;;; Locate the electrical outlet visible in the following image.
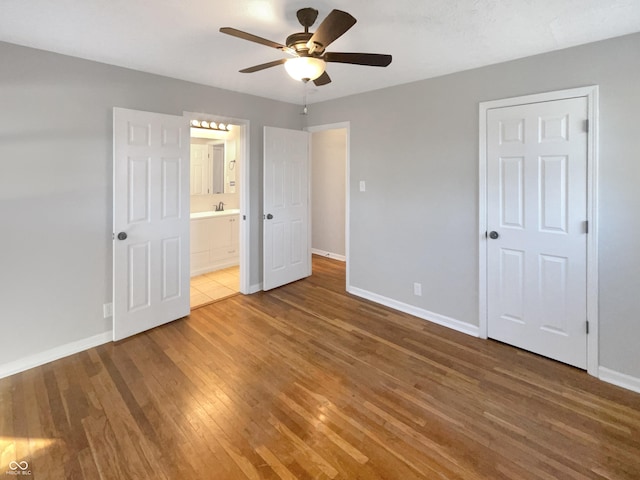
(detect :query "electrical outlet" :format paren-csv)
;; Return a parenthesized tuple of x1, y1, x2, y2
(413, 282, 422, 296)
(359, 180, 366, 192)
(103, 303, 113, 318)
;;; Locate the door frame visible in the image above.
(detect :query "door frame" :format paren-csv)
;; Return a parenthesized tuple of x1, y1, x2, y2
(478, 86, 599, 376)
(305, 122, 351, 289)
(184, 111, 251, 294)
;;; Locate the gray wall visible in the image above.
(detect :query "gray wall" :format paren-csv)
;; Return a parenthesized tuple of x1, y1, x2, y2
(0, 42, 301, 366)
(311, 129, 346, 257)
(306, 32, 640, 379)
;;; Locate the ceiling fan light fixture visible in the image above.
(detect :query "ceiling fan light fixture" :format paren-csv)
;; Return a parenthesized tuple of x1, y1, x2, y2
(284, 56, 326, 82)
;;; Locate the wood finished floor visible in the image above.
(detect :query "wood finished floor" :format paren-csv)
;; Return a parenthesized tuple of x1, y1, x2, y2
(1, 256, 639, 479)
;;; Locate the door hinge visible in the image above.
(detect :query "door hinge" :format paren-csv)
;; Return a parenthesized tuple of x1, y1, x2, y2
(584, 220, 589, 234)
(243, 215, 246, 220)
(586, 320, 590, 335)
(584, 119, 589, 132)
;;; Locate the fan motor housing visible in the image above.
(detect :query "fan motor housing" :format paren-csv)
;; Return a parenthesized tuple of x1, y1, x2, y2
(286, 32, 313, 54)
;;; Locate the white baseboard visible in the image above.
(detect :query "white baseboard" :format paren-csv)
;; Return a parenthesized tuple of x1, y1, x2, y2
(599, 367, 640, 394)
(249, 282, 263, 294)
(347, 286, 479, 337)
(0, 331, 112, 379)
(312, 249, 346, 262)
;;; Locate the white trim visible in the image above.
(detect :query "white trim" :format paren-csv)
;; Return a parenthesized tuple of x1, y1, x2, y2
(348, 287, 480, 337)
(599, 367, 640, 395)
(183, 111, 251, 295)
(312, 249, 346, 262)
(585, 88, 600, 376)
(305, 122, 351, 288)
(190, 260, 239, 277)
(0, 332, 112, 379)
(478, 86, 599, 375)
(249, 282, 263, 294)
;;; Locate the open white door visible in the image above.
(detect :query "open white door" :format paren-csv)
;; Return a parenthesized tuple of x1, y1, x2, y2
(263, 126, 311, 290)
(113, 108, 190, 341)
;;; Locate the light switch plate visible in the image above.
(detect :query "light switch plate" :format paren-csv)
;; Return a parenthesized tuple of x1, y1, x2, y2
(359, 180, 366, 192)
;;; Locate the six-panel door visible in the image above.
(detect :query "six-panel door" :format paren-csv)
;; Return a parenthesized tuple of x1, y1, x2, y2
(486, 97, 588, 368)
(113, 108, 190, 341)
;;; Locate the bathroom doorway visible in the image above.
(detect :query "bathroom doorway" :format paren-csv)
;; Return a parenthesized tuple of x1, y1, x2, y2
(185, 112, 248, 309)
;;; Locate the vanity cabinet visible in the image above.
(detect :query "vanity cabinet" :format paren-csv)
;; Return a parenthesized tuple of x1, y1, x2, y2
(190, 214, 239, 276)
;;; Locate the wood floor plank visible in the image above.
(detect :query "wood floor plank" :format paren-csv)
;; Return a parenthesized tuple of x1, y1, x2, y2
(1, 255, 639, 479)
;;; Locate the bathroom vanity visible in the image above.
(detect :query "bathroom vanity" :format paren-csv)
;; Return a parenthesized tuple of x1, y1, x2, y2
(190, 209, 240, 276)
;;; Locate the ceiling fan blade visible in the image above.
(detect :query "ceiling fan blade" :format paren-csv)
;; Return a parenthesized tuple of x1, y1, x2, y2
(239, 59, 287, 73)
(220, 27, 287, 51)
(325, 52, 392, 67)
(307, 9, 356, 54)
(313, 71, 332, 86)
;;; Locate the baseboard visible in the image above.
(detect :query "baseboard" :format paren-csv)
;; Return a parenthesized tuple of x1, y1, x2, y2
(312, 249, 346, 262)
(599, 367, 640, 394)
(191, 260, 240, 278)
(0, 331, 112, 379)
(347, 286, 480, 337)
(249, 282, 263, 294)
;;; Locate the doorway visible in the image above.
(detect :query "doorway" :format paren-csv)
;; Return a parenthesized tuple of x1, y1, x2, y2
(307, 122, 350, 286)
(478, 86, 599, 375)
(184, 112, 249, 308)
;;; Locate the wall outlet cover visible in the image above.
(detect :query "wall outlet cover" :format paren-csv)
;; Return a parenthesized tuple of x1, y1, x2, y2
(413, 283, 422, 296)
(103, 303, 113, 318)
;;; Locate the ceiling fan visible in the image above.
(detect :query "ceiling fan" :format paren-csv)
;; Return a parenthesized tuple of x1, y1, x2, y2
(220, 8, 392, 86)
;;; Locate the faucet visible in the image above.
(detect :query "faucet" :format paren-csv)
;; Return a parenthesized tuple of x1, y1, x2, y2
(215, 201, 225, 212)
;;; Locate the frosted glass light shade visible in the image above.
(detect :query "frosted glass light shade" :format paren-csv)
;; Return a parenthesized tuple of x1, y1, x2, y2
(284, 57, 326, 82)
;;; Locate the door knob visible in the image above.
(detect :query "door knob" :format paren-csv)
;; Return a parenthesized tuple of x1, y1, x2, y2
(117, 232, 128, 240)
(266, 213, 273, 220)
(489, 231, 499, 239)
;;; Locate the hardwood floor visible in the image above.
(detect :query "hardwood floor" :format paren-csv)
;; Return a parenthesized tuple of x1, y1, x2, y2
(1, 256, 639, 479)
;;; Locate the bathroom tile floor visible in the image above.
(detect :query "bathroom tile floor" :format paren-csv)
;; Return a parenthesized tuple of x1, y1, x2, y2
(190, 265, 239, 309)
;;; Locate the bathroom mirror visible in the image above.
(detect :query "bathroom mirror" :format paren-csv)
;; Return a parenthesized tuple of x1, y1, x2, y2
(210, 142, 225, 194)
(189, 135, 236, 195)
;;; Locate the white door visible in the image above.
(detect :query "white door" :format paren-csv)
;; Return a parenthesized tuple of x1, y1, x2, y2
(113, 108, 190, 341)
(487, 97, 588, 368)
(263, 126, 311, 290)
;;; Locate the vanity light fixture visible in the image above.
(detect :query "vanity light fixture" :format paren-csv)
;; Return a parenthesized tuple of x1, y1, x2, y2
(190, 119, 233, 132)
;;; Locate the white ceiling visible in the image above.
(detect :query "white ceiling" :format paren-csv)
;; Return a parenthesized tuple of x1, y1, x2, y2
(2, 0, 640, 105)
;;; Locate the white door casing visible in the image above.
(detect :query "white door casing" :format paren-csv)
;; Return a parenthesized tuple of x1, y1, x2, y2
(263, 126, 311, 290)
(113, 108, 190, 341)
(479, 87, 599, 374)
